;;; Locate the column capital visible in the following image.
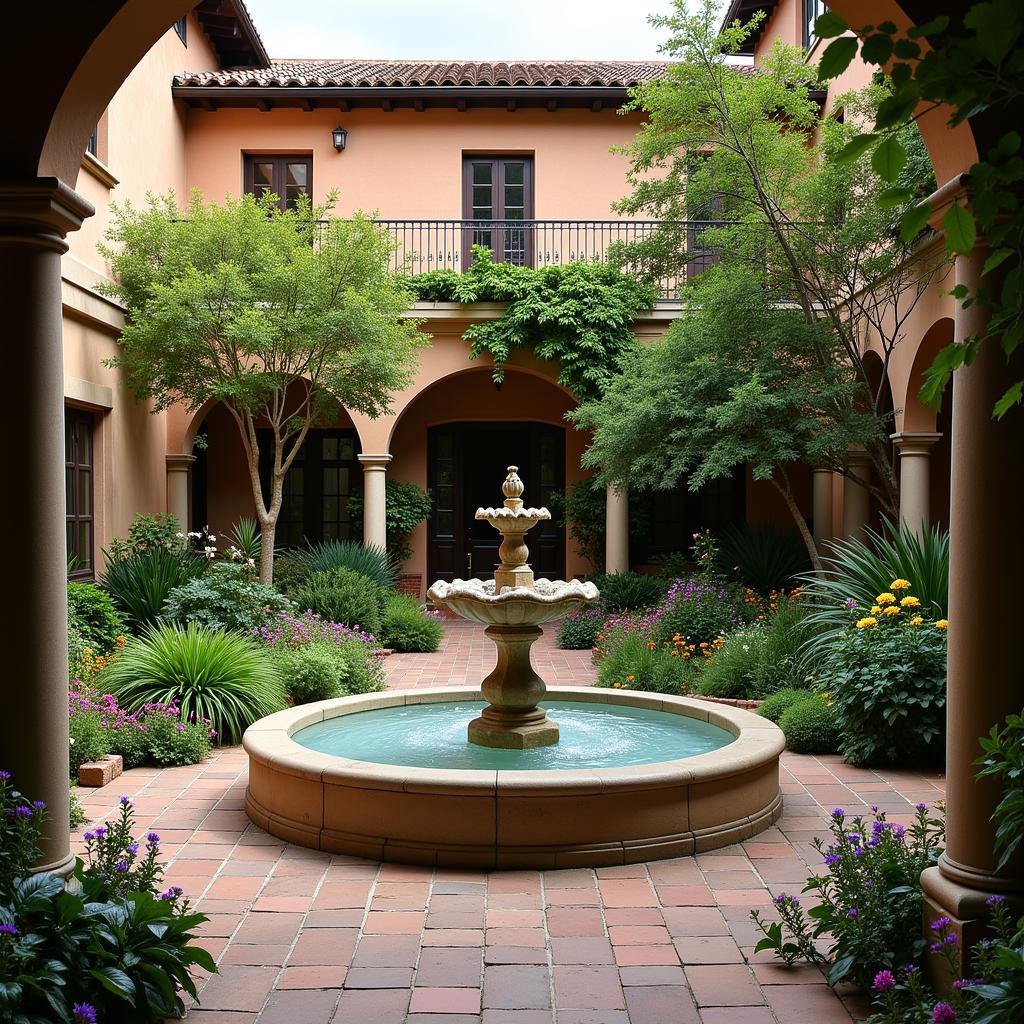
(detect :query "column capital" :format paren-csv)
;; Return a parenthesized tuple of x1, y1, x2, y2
(358, 453, 392, 469)
(811, 466, 833, 477)
(891, 431, 942, 455)
(0, 178, 94, 250)
(843, 445, 872, 467)
(165, 453, 196, 471)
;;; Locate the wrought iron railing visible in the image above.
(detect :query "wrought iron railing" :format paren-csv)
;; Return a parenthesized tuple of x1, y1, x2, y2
(319, 219, 726, 301)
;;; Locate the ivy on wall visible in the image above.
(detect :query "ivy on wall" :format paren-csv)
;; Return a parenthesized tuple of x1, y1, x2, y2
(408, 248, 658, 403)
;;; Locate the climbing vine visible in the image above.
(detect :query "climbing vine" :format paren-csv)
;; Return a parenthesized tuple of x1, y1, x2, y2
(408, 248, 658, 402)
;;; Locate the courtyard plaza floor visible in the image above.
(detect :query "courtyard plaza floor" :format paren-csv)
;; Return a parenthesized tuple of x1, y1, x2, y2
(74, 620, 945, 1024)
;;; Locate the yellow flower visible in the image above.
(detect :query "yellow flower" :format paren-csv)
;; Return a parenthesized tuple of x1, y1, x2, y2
(909, 615, 924, 626)
(856, 616, 878, 629)
(115, 636, 126, 647)
(626, 675, 635, 683)
(613, 681, 622, 688)
(871, 605, 882, 615)
(890, 579, 912, 590)
(935, 619, 949, 630)
(882, 605, 901, 616)
(876, 593, 896, 605)
(900, 595, 920, 608)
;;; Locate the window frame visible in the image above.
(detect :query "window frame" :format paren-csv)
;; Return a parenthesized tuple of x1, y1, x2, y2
(461, 155, 535, 268)
(243, 154, 314, 213)
(65, 406, 95, 580)
(803, 0, 826, 49)
(174, 16, 187, 45)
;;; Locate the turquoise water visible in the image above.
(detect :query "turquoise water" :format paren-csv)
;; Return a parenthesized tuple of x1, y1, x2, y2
(292, 700, 734, 770)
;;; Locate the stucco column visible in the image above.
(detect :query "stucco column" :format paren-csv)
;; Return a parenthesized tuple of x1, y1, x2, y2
(0, 179, 93, 874)
(891, 432, 942, 536)
(921, 245, 1024, 953)
(812, 468, 834, 551)
(358, 454, 392, 550)
(605, 484, 629, 574)
(165, 453, 195, 532)
(841, 448, 872, 544)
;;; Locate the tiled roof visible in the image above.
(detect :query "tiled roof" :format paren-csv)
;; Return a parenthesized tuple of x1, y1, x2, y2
(173, 59, 673, 89)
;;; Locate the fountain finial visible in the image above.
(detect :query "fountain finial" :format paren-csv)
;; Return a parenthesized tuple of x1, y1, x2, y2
(502, 466, 524, 511)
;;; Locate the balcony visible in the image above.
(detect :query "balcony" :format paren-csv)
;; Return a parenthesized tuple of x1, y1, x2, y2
(321, 219, 724, 302)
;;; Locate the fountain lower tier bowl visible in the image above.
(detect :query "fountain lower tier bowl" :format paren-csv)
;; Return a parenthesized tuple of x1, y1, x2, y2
(243, 688, 785, 869)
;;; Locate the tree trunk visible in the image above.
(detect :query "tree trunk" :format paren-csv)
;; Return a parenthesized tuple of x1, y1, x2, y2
(258, 524, 277, 587)
(769, 477, 823, 575)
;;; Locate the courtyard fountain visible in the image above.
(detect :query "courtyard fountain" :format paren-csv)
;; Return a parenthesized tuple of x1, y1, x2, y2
(244, 463, 785, 868)
(426, 466, 598, 749)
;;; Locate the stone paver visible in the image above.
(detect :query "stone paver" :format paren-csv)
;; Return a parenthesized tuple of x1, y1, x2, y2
(73, 620, 945, 1022)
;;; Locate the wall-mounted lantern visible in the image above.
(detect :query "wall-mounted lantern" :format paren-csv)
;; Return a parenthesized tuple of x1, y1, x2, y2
(331, 126, 349, 151)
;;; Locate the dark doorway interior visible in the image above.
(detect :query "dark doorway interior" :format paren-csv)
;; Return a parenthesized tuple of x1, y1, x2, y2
(428, 422, 564, 584)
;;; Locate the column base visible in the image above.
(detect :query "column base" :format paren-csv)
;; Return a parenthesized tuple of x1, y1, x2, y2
(30, 848, 76, 880)
(468, 712, 560, 749)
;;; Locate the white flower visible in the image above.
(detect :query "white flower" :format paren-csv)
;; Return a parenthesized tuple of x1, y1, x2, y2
(204, 546, 217, 559)
(208, 534, 217, 542)
(69, 737, 76, 746)
(247, 558, 255, 567)
(175, 532, 185, 539)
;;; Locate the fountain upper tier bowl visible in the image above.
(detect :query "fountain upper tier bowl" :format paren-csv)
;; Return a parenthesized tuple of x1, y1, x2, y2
(426, 577, 598, 627)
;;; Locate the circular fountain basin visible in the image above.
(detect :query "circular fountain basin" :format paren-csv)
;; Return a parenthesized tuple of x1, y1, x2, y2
(243, 687, 785, 869)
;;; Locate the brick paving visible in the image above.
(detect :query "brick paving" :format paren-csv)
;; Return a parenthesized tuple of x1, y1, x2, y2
(74, 620, 945, 1023)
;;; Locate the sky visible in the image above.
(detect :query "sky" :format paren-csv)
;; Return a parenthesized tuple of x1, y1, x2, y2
(243, 0, 682, 61)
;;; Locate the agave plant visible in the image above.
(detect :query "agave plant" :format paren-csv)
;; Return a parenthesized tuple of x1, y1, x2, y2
(100, 548, 206, 630)
(796, 518, 949, 668)
(225, 516, 262, 563)
(291, 538, 398, 590)
(101, 622, 285, 744)
(717, 523, 811, 593)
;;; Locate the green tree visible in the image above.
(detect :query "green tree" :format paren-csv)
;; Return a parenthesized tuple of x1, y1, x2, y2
(811, 5, 1024, 417)
(572, 268, 877, 571)
(611, 0, 948, 517)
(100, 191, 424, 583)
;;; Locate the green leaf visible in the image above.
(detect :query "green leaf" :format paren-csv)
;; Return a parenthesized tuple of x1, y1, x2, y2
(818, 37, 859, 80)
(872, 136, 907, 182)
(994, 379, 1024, 418)
(861, 33, 894, 66)
(875, 86, 921, 129)
(814, 12, 848, 38)
(90, 967, 136, 1002)
(907, 16, 949, 38)
(877, 186, 914, 208)
(892, 38, 921, 59)
(835, 133, 878, 164)
(943, 203, 977, 254)
(981, 247, 1013, 277)
(900, 202, 932, 242)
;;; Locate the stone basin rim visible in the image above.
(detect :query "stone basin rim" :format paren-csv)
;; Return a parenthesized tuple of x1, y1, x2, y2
(243, 686, 785, 788)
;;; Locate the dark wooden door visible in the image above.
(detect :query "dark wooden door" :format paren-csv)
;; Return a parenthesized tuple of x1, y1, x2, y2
(427, 422, 564, 585)
(462, 156, 534, 268)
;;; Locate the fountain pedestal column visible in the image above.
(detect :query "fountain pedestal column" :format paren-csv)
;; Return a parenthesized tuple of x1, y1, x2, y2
(468, 624, 560, 749)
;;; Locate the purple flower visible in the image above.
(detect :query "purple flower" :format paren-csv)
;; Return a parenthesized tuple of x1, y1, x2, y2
(873, 970, 895, 992)
(985, 894, 1006, 907)
(0, 923, 17, 938)
(32, 800, 45, 810)
(916, 802, 928, 812)
(931, 917, 952, 931)
(0, 770, 10, 781)
(14, 805, 31, 819)
(904, 965, 919, 975)
(159, 885, 184, 901)
(944, 933, 958, 946)
(831, 808, 845, 819)
(83, 830, 95, 841)
(846, 907, 859, 918)
(73, 1004, 98, 1024)
(146, 831, 160, 847)
(932, 1002, 957, 1024)
(119, 795, 131, 806)
(824, 854, 840, 865)
(844, 598, 857, 609)
(930, 942, 942, 953)
(127, 842, 139, 855)
(93, 826, 107, 839)
(115, 860, 129, 872)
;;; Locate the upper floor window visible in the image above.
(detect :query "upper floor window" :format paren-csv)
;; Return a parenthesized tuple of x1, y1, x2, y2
(243, 155, 313, 213)
(461, 155, 534, 266)
(65, 407, 95, 579)
(803, 0, 826, 49)
(174, 16, 187, 45)
(86, 128, 98, 158)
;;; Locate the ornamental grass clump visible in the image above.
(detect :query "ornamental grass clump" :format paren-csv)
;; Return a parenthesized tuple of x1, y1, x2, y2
(102, 623, 285, 745)
(751, 803, 945, 987)
(595, 632, 695, 695)
(378, 593, 444, 653)
(826, 579, 948, 766)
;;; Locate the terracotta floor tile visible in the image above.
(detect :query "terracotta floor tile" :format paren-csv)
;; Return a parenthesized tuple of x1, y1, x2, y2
(673, 936, 744, 964)
(363, 910, 426, 934)
(277, 965, 348, 989)
(416, 947, 484, 987)
(409, 987, 483, 1014)
(196, 964, 276, 1012)
(614, 944, 681, 967)
(685, 965, 764, 1007)
(552, 966, 626, 1010)
(549, 936, 614, 964)
(483, 965, 552, 1010)
(623, 985, 701, 1024)
(332, 987, 410, 1023)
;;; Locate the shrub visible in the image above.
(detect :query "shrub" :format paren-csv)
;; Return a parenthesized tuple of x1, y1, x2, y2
(697, 599, 811, 700)
(67, 581, 126, 653)
(797, 519, 949, 667)
(778, 696, 840, 754)
(349, 479, 432, 564)
(977, 709, 1024, 871)
(257, 609, 379, 650)
(272, 638, 386, 703)
(101, 623, 285, 745)
(757, 687, 812, 724)
(107, 512, 186, 558)
(290, 566, 385, 636)
(825, 584, 947, 766)
(652, 577, 748, 647)
(0, 777, 214, 1022)
(69, 785, 87, 830)
(718, 522, 811, 593)
(68, 707, 111, 776)
(291, 539, 397, 591)
(142, 706, 213, 766)
(751, 803, 944, 987)
(379, 593, 444, 653)
(101, 547, 207, 631)
(162, 561, 292, 633)
(592, 571, 664, 613)
(596, 632, 694, 695)
(556, 609, 603, 650)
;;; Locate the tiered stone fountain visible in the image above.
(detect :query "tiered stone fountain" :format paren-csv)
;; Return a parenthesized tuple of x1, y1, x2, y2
(427, 467, 599, 748)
